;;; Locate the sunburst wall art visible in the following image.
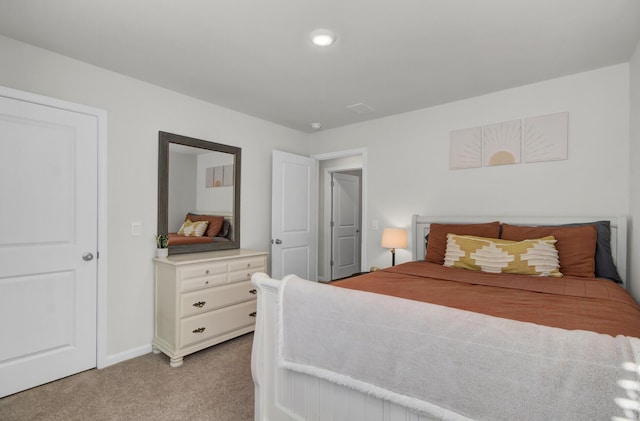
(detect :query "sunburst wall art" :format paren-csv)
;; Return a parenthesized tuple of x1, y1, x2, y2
(483, 119, 521, 167)
(205, 164, 234, 188)
(449, 127, 482, 169)
(449, 112, 568, 170)
(524, 112, 568, 163)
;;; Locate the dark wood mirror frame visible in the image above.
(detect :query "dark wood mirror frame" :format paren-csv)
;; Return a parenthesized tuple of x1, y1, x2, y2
(158, 131, 241, 255)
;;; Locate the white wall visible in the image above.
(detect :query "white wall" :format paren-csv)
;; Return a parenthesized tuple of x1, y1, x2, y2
(630, 40, 640, 300)
(309, 64, 632, 290)
(0, 35, 308, 361)
(317, 156, 364, 280)
(168, 151, 197, 232)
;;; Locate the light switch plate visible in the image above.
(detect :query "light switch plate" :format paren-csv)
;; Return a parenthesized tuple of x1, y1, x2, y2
(131, 222, 142, 236)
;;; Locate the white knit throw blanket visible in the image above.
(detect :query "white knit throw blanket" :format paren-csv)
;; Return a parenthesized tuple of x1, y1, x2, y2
(278, 275, 640, 421)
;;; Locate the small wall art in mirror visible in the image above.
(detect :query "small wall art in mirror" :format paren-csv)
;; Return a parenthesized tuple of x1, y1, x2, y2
(158, 131, 241, 255)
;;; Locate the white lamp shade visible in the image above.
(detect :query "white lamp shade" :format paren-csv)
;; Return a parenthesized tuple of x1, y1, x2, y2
(381, 228, 407, 249)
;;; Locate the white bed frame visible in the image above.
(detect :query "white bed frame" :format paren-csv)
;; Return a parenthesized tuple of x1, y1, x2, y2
(251, 215, 628, 421)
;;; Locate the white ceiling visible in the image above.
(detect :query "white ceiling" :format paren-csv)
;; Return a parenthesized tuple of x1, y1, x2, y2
(1, 0, 639, 133)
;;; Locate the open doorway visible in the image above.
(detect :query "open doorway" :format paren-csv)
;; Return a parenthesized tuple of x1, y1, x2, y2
(314, 151, 366, 282)
(328, 170, 362, 280)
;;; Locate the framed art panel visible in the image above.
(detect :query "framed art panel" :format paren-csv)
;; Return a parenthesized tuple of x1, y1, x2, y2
(524, 112, 568, 163)
(449, 127, 482, 170)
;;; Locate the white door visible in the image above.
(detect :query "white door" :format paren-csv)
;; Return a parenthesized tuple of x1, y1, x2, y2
(331, 173, 360, 280)
(0, 93, 98, 397)
(271, 150, 317, 280)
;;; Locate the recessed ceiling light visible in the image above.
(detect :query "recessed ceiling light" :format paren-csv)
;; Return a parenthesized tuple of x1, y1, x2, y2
(310, 29, 336, 47)
(310, 122, 322, 130)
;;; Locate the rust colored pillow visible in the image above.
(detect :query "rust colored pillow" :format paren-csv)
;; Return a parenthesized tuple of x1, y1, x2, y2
(425, 221, 500, 264)
(501, 223, 597, 278)
(186, 213, 224, 237)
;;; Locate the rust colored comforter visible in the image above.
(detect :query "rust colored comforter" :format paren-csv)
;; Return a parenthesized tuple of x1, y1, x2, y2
(168, 233, 213, 245)
(334, 261, 640, 338)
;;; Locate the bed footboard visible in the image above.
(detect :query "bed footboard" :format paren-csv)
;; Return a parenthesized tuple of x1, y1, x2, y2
(250, 272, 438, 421)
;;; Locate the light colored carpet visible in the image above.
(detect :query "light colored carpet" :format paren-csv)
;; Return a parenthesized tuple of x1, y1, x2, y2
(0, 333, 254, 421)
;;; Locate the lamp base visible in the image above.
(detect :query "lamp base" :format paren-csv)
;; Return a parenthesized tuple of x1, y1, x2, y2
(391, 248, 396, 266)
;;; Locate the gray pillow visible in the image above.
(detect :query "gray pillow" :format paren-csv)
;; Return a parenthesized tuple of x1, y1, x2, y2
(217, 220, 231, 238)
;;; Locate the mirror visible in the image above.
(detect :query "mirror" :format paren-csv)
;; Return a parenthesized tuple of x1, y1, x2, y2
(158, 131, 241, 254)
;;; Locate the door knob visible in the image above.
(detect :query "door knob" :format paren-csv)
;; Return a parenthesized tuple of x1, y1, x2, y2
(82, 252, 94, 261)
(274, 239, 283, 245)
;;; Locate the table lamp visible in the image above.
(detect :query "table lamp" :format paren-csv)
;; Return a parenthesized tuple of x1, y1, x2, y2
(381, 228, 407, 266)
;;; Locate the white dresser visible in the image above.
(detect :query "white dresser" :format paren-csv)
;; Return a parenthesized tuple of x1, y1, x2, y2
(153, 249, 268, 367)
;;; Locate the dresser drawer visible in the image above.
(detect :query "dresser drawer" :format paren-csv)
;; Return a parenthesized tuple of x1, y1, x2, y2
(228, 256, 266, 272)
(181, 274, 227, 292)
(179, 262, 228, 292)
(229, 267, 263, 283)
(180, 300, 257, 348)
(180, 262, 227, 281)
(180, 280, 257, 318)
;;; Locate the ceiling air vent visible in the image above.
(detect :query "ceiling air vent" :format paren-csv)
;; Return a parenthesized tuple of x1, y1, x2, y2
(346, 102, 376, 115)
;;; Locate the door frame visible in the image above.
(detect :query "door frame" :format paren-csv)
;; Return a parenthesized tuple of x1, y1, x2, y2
(312, 148, 367, 281)
(0, 85, 109, 369)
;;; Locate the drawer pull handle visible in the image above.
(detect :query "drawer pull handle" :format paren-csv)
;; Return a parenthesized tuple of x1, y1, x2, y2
(249, 289, 257, 295)
(193, 301, 206, 308)
(192, 327, 206, 333)
(247, 273, 251, 279)
(247, 263, 250, 268)
(205, 270, 210, 274)
(249, 312, 257, 318)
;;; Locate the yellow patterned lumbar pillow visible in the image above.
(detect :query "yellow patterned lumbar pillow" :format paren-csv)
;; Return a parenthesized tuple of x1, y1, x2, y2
(177, 219, 209, 237)
(444, 233, 562, 277)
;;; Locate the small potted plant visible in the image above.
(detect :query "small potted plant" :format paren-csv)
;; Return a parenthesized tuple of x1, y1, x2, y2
(155, 234, 169, 258)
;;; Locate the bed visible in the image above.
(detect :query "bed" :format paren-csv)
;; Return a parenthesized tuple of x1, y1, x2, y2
(251, 215, 640, 421)
(167, 212, 233, 246)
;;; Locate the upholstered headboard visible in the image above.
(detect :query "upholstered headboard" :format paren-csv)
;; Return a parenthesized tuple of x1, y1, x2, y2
(411, 215, 628, 289)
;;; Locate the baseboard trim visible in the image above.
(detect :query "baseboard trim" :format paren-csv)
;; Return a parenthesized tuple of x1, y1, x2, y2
(102, 344, 152, 368)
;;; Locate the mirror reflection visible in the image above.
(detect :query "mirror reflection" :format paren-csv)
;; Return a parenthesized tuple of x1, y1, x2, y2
(158, 132, 241, 254)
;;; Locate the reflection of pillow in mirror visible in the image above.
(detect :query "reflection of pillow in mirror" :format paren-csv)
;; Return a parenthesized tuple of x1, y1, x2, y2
(186, 213, 224, 237)
(218, 220, 230, 238)
(178, 219, 209, 237)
